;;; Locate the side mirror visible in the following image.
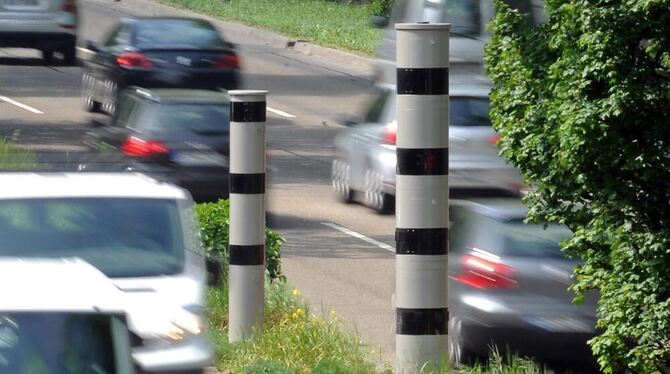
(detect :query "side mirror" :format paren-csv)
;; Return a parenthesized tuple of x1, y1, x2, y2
(86, 40, 99, 53)
(370, 15, 389, 28)
(205, 253, 223, 287)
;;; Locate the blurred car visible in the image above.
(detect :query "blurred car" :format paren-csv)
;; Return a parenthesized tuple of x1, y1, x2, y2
(332, 79, 523, 213)
(0, 172, 215, 373)
(0, 0, 79, 65)
(0, 258, 135, 373)
(81, 17, 241, 114)
(448, 199, 598, 367)
(84, 87, 230, 201)
(373, 0, 544, 84)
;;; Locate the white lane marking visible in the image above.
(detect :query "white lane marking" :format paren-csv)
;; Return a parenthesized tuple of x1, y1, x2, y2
(0, 96, 43, 114)
(267, 106, 296, 118)
(76, 47, 95, 55)
(322, 222, 395, 253)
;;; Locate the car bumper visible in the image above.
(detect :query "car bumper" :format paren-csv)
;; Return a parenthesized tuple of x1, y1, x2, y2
(119, 68, 241, 91)
(0, 31, 75, 49)
(454, 295, 597, 363)
(129, 162, 229, 201)
(133, 336, 213, 373)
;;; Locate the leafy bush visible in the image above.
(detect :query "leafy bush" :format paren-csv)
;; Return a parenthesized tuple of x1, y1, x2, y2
(368, 0, 394, 17)
(485, 1, 670, 372)
(196, 199, 285, 282)
(0, 139, 37, 169)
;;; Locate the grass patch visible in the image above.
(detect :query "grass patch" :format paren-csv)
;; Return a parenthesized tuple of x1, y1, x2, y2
(207, 282, 384, 373)
(157, 0, 383, 55)
(0, 139, 37, 170)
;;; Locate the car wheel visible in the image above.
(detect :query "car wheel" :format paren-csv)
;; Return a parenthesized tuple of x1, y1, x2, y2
(81, 72, 102, 113)
(332, 159, 353, 203)
(62, 41, 77, 66)
(41, 50, 54, 64)
(448, 317, 474, 367)
(101, 80, 118, 115)
(364, 168, 393, 213)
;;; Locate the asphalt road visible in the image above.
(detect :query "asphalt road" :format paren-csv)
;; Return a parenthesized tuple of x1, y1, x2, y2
(0, 0, 398, 365)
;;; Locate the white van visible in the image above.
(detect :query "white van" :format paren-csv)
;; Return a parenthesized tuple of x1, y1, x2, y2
(0, 173, 215, 373)
(0, 0, 79, 65)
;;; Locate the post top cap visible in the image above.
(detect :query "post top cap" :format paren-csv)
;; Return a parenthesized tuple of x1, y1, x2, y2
(228, 90, 269, 96)
(395, 22, 451, 30)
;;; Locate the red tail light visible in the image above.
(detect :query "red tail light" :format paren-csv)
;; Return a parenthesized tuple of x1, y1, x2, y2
(60, 0, 77, 29)
(215, 53, 240, 69)
(383, 125, 397, 145)
(117, 51, 154, 68)
(456, 251, 517, 289)
(121, 137, 170, 158)
(488, 134, 501, 146)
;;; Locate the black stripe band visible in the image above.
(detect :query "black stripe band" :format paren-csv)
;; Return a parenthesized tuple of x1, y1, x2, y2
(229, 244, 265, 265)
(230, 173, 265, 194)
(397, 308, 448, 335)
(396, 228, 448, 255)
(397, 67, 449, 95)
(397, 148, 449, 175)
(231, 101, 266, 123)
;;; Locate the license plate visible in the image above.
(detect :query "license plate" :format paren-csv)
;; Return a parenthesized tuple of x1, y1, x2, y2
(172, 152, 228, 167)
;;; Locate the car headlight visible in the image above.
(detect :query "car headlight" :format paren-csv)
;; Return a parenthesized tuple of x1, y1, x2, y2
(163, 309, 205, 342)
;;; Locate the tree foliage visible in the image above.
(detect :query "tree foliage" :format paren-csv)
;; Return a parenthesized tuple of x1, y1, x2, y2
(485, 1, 670, 372)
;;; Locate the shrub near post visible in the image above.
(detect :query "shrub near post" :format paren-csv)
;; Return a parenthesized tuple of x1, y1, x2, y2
(228, 90, 268, 342)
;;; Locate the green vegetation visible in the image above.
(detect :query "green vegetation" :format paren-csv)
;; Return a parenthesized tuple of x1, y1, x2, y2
(196, 199, 285, 282)
(207, 283, 383, 373)
(0, 139, 37, 169)
(158, 0, 384, 54)
(486, 1, 670, 372)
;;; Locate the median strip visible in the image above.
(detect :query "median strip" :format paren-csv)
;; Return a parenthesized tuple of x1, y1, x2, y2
(0, 95, 43, 114)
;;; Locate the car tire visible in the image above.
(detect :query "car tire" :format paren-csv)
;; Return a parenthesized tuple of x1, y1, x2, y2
(62, 41, 77, 66)
(364, 168, 393, 214)
(332, 159, 353, 203)
(101, 80, 118, 115)
(41, 50, 54, 64)
(82, 72, 102, 113)
(448, 316, 475, 367)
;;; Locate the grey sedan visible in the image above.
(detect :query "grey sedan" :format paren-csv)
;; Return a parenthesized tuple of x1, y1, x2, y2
(332, 80, 523, 213)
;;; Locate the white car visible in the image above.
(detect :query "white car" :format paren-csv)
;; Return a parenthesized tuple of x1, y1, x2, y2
(0, 258, 135, 373)
(0, 172, 214, 373)
(0, 0, 79, 65)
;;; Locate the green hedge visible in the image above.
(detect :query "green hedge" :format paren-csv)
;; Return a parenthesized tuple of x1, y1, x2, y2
(196, 199, 285, 282)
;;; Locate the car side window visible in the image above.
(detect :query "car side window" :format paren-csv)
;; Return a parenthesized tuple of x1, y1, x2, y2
(364, 90, 391, 124)
(112, 95, 137, 129)
(103, 23, 130, 49)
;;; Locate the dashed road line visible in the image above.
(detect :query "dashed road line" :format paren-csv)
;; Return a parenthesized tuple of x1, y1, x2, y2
(321, 222, 395, 253)
(0, 96, 43, 114)
(267, 106, 296, 118)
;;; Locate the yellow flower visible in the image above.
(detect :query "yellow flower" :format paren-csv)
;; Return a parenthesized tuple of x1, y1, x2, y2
(329, 308, 336, 316)
(295, 308, 305, 317)
(369, 349, 377, 355)
(292, 288, 300, 297)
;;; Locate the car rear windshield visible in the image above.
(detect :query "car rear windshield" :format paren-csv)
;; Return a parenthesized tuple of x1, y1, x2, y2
(134, 19, 226, 49)
(450, 97, 491, 127)
(0, 312, 128, 373)
(496, 219, 571, 258)
(139, 104, 230, 135)
(0, 198, 185, 278)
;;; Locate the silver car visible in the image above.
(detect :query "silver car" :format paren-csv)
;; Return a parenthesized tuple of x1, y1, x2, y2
(448, 199, 598, 367)
(332, 78, 523, 213)
(0, 0, 79, 65)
